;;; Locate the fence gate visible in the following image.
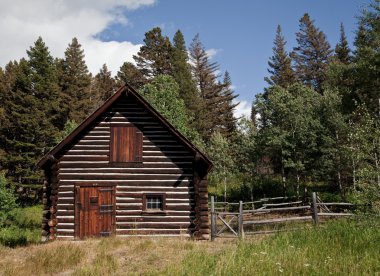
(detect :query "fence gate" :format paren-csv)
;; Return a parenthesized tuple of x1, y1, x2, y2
(210, 197, 244, 240)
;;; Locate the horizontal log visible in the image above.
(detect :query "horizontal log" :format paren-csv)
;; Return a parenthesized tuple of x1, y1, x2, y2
(58, 162, 192, 169)
(243, 216, 313, 225)
(57, 224, 75, 230)
(115, 229, 190, 235)
(263, 201, 303, 207)
(57, 204, 75, 210)
(116, 217, 193, 223)
(60, 156, 109, 161)
(48, 219, 57, 227)
(56, 210, 75, 216)
(63, 151, 110, 156)
(49, 227, 57, 234)
(116, 193, 193, 199)
(57, 198, 74, 204)
(317, 203, 355, 206)
(116, 223, 194, 229)
(76, 141, 110, 145)
(58, 168, 192, 174)
(116, 210, 194, 216)
(318, 212, 354, 216)
(246, 206, 311, 213)
(56, 231, 74, 236)
(57, 217, 74, 223)
(58, 174, 191, 181)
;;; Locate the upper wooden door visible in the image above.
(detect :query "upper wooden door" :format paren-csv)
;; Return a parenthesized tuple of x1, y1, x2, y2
(75, 185, 115, 239)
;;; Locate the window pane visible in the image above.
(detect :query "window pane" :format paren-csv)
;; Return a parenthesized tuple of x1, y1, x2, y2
(146, 196, 163, 210)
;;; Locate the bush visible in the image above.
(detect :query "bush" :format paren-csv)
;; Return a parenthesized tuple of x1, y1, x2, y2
(0, 172, 18, 213)
(6, 206, 42, 228)
(0, 226, 28, 247)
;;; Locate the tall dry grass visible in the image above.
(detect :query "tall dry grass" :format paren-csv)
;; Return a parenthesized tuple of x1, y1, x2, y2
(0, 217, 378, 275)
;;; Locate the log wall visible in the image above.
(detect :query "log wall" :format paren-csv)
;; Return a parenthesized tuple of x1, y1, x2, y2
(50, 94, 208, 239)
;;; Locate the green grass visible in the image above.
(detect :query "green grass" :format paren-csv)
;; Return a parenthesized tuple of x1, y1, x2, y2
(160, 217, 380, 275)
(0, 218, 378, 275)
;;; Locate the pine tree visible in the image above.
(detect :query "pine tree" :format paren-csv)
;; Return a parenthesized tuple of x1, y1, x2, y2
(59, 37, 92, 123)
(0, 38, 60, 202)
(219, 71, 239, 135)
(334, 23, 351, 64)
(189, 34, 225, 140)
(171, 30, 199, 116)
(116, 61, 146, 89)
(133, 27, 173, 78)
(265, 25, 294, 88)
(92, 64, 116, 108)
(292, 13, 333, 93)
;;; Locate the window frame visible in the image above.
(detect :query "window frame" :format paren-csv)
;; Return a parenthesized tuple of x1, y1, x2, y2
(142, 193, 166, 213)
(109, 124, 143, 164)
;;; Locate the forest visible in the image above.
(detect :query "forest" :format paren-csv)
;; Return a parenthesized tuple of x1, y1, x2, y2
(0, 0, 379, 244)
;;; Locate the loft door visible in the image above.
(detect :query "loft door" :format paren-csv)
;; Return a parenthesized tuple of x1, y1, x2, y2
(75, 186, 114, 238)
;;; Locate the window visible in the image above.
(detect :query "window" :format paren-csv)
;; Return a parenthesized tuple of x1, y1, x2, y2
(143, 194, 166, 212)
(110, 125, 142, 163)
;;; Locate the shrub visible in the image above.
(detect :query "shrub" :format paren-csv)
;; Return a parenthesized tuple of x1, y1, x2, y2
(0, 226, 28, 247)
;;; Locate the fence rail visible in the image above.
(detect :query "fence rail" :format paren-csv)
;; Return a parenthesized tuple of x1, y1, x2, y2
(210, 192, 356, 240)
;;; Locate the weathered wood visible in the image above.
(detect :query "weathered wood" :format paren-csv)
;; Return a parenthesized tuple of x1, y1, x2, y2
(243, 216, 313, 225)
(48, 219, 57, 227)
(312, 192, 319, 225)
(263, 201, 303, 207)
(211, 196, 216, 241)
(217, 215, 238, 236)
(318, 212, 354, 217)
(238, 200, 244, 239)
(246, 205, 311, 213)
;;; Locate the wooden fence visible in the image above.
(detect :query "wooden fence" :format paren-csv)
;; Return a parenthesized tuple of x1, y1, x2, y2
(210, 192, 356, 240)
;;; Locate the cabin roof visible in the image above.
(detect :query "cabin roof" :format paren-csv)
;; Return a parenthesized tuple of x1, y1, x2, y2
(37, 84, 212, 170)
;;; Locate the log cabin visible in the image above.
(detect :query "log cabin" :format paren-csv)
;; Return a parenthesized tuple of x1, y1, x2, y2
(38, 84, 212, 240)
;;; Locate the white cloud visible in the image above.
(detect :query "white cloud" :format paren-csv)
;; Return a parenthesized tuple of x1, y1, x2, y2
(0, 0, 156, 75)
(205, 48, 219, 60)
(233, 99, 251, 119)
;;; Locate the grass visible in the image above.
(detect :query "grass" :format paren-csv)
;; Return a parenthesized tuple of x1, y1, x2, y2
(0, 217, 378, 275)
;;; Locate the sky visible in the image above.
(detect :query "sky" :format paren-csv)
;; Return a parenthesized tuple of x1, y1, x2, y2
(0, 0, 373, 118)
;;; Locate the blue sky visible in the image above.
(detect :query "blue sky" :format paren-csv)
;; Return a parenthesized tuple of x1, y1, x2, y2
(99, 0, 371, 116)
(0, 0, 372, 117)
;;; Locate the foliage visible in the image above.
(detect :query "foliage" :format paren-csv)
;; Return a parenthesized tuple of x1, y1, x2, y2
(59, 37, 92, 124)
(0, 205, 42, 247)
(133, 27, 173, 78)
(292, 13, 333, 93)
(171, 30, 199, 117)
(139, 75, 201, 143)
(265, 25, 295, 89)
(0, 172, 17, 213)
(92, 63, 116, 108)
(116, 61, 146, 89)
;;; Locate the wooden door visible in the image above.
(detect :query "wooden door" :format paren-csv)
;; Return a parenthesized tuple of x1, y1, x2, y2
(75, 186, 115, 239)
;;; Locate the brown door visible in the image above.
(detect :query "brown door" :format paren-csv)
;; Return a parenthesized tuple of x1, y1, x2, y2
(75, 186, 115, 239)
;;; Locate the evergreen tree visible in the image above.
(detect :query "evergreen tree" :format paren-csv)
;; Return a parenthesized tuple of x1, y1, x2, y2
(116, 61, 146, 89)
(265, 25, 294, 88)
(189, 34, 225, 140)
(133, 27, 173, 78)
(139, 75, 201, 143)
(171, 30, 199, 116)
(59, 37, 92, 123)
(219, 71, 239, 135)
(0, 38, 60, 201)
(334, 23, 351, 64)
(292, 13, 333, 93)
(92, 64, 116, 108)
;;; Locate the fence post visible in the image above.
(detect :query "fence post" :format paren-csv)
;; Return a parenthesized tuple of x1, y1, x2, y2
(211, 196, 216, 241)
(312, 192, 319, 225)
(238, 200, 244, 239)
